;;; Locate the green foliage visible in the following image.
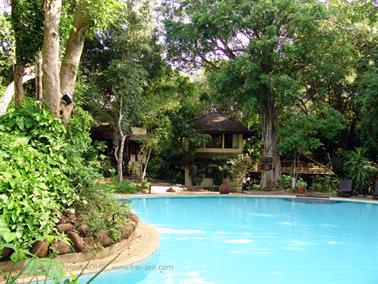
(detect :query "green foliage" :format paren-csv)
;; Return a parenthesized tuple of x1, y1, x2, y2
(163, 0, 377, 183)
(11, 0, 43, 65)
(227, 154, 256, 186)
(82, 0, 124, 32)
(309, 176, 339, 193)
(358, 66, 378, 158)
(76, 186, 131, 244)
(0, 100, 101, 252)
(279, 107, 346, 156)
(343, 148, 377, 194)
(0, 13, 14, 86)
(100, 180, 140, 194)
(278, 175, 307, 190)
(278, 174, 292, 189)
(0, 216, 17, 250)
(99, 179, 152, 194)
(296, 179, 307, 189)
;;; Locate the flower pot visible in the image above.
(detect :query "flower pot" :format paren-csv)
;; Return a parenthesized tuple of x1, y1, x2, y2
(219, 183, 230, 194)
(297, 187, 306, 194)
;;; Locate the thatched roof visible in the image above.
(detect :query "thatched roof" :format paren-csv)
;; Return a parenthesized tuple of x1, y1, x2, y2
(192, 112, 250, 134)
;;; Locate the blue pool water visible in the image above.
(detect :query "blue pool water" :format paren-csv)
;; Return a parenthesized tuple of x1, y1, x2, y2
(82, 196, 378, 284)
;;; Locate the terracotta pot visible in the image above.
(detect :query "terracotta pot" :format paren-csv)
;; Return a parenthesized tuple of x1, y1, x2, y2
(297, 187, 306, 194)
(219, 183, 230, 194)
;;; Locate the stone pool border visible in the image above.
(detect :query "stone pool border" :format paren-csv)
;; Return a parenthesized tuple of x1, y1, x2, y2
(117, 192, 378, 204)
(0, 222, 159, 283)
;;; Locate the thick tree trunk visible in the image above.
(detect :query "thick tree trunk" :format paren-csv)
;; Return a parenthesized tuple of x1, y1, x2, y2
(11, 0, 25, 107)
(14, 63, 25, 106)
(35, 52, 43, 101)
(60, 1, 90, 118)
(42, 0, 62, 116)
(0, 68, 35, 116)
(260, 95, 281, 189)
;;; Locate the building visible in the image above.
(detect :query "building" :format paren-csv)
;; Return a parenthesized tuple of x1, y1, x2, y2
(184, 112, 252, 187)
(91, 125, 147, 176)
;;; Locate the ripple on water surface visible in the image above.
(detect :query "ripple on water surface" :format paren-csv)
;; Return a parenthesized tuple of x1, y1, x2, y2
(80, 197, 378, 284)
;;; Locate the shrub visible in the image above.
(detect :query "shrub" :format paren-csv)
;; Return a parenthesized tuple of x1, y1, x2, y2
(115, 180, 139, 194)
(227, 154, 256, 186)
(0, 101, 101, 253)
(344, 148, 377, 194)
(309, 176, 339, 193)
(278, 174, 292, 189)
(99, 179, 140, 194)
(76, 186, 131, 244)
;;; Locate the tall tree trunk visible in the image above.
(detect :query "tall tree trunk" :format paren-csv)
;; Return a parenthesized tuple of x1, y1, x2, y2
(140, 148, 152, 182)
(260, 95, 281, 189)
(116, 135, 126, 183)
(35, 52, 43, 101)
(42, 0, 62, 116)
(11, 0, 24, 106)
(115, 98, 125, 182)
(60, 1, 90, 118)
(14, 63, 24, 106)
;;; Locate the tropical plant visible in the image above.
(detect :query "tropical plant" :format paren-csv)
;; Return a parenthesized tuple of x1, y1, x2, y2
(227, 154, 256, 187)
(278, 174, 292, 190)
(309, 176, 339, 193)
(344, 148, 377, 194)
(0, 100, 101, 253)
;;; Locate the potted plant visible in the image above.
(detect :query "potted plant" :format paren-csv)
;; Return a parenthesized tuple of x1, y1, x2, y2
(296, 179, 307, 194)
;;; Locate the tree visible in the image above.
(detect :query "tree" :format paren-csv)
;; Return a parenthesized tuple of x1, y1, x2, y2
(42, 0, 61, 116)
(163, 0, 378, 188)
(358, 66, 378, 159)
(278, 106, 346, 188)
(0, 12, 14, 90)
(60, 0, 122, 118)
(163, 0, 328, 189)
(10, 0, 43, 106)
(78, 1, 162, 182)
(1, 0, 123, 116)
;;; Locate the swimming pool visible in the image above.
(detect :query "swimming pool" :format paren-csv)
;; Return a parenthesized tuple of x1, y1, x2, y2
(82, 196, 378, 284)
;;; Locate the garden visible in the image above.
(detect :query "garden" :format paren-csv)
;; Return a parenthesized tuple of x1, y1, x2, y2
(0, 0, 378, 283)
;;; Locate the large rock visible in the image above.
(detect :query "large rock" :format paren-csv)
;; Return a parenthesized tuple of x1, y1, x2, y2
(1, 247, 14, 260)
(50, 240, 71, 255)
(129, 221, 137, 229)
(83, 237, 95, 249)
(121, 224, 135, 239)
(97, 231, 112, 247)
(77, 224, 89, 237)
(57, 223, 74, 232)
(58, 212, 77, 224)
(129, 212, 139, 223)
(66, 230, 85, 252)
(30, 240, 49, 257)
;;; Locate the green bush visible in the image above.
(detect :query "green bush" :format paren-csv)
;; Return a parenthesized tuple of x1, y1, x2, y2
(76, 186, 131, 244)
(344, 148, 377, 194)
(278, 174, 292, 189)
(115, 180, 139, 193)
(100, 179, 140, 194)
(0, 101, 101, 253)
(309, 175, 339, 193)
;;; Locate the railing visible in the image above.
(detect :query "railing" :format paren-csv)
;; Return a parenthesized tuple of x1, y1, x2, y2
(251, 160, 333, 175)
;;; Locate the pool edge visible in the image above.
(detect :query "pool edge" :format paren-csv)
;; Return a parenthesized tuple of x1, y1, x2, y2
(115, 193, 378, 205)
